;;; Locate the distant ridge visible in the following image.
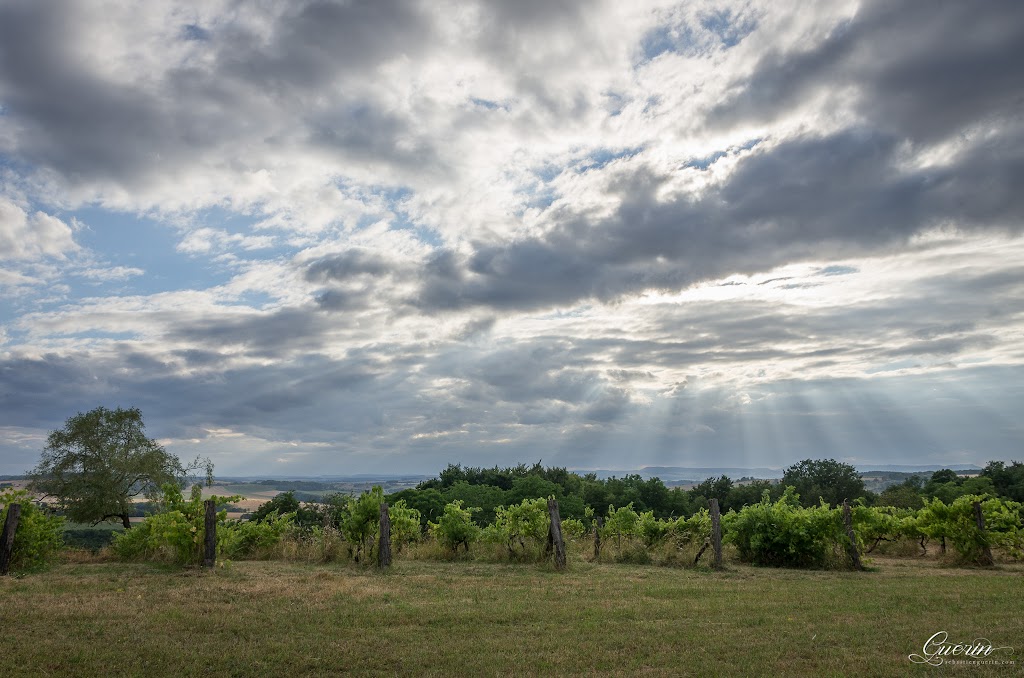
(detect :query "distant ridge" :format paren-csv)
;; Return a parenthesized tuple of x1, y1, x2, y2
(583, 464, 984, 482)
(856, 464, 983, 473)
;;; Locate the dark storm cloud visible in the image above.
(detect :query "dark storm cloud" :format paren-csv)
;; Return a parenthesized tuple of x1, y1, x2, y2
(216, 0, 430, 90)
(712, 0, 1024, 142)
(167, 306, 338, 358)
(0, 3, 183, 182)
(305, 249, 395, 282)
(0, 350, 395, 441)
(412, 126, 1024, 312)
(0, 0, 438, 190)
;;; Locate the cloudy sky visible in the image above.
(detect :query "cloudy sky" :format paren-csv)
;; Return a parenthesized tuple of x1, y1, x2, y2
(1, 0, 1022, 477)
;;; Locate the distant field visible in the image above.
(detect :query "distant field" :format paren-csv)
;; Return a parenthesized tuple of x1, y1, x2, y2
(2, 557, 1021, 676)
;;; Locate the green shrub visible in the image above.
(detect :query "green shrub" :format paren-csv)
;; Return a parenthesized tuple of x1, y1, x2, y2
(481, 498, 549, 559)
(0, 489, 64, 572)
(111, 484, 240, 566)
(726, 487, 846, 568)
(339, 487, 385, 563)
(387, 500, 422, 553)
(916, 495, 1023, 564)
(221, 510, 295, 559)
(561, 517, 586, 539)
(429, 501, 480, 552)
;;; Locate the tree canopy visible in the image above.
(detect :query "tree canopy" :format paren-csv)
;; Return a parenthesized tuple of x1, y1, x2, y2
(780, 458, 865, 508)
(29, 406, 203, 528)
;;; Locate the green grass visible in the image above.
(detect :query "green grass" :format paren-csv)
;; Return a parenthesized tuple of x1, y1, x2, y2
(2, 556, 1022, 676)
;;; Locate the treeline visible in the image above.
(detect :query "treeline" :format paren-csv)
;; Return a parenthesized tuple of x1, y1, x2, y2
(375, 459, 1024, 527)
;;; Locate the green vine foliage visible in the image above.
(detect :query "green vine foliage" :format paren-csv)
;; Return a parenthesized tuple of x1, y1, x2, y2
(726, 488, 846, 568)
(850, 504, 905, 553)
(665, 509, 712, 548)
(339, 486, 385, 562)
(221, 510, 295, 559)
(482, 498, 549, 558)
(388, 500, 422, 553)
(561, 517, 586, 539)
(429, 500, 480, 552)
(916, 495, 1023, 564)
(111, 484, 240, 566)
(0, 489, 65, 573)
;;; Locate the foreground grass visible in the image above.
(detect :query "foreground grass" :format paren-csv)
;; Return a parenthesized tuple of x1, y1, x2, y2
(2, 556, 1022, 677)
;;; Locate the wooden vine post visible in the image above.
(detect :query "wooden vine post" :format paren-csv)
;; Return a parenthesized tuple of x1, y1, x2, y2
(593, 516, 603, 561)
(709, 498, 722, 569)
(378, 502, 392, 569)
(547, 498, 567, 570)
(972, 501, 994, 566)
(842, 499, 864, 571)
(203, 500, 217, 568)
(0, 503, 21, 576)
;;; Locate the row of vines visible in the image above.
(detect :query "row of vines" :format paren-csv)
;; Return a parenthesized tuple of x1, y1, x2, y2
(3, 485, 1022, 573)
(105, 486, 1024, 569)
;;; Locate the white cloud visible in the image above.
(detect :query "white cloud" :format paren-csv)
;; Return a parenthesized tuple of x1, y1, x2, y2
(0, 198, 79, 260)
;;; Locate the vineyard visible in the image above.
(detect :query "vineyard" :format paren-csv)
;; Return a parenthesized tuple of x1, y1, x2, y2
(3, 470, 1023, 676)
(4, 482, 1020, 575)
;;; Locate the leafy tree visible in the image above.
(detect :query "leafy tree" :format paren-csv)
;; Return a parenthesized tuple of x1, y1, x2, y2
(724, 479, 781, 512)
(386, 488, 446, 529)
(251, 491, 322, 529)
(929, 469, 961, 485)
(505, 475, 561, 506)
(689, 475, 733, 509)
(29, 407, 209, 529)
(877, 477, 925, 509)
(781, 459, 865, 508)
(442, 481, 506, 525)
(981, 461, 1024, 502)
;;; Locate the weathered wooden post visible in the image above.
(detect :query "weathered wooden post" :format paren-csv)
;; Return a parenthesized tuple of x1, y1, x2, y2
(842, 499, 864, 571)
(547, 498, 566, 570)
(203, 500, 216, 568)
(973, 501, 994, 566)
(709, 498, 722, 569)
(0, 503, 21, 576)
(593, 516, 602, 561)
(378, 502, 392, 569)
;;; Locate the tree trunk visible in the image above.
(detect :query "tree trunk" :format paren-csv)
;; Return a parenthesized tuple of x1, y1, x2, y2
(709, 498, 722, 569)
(378, 502, 392, 569)
(121, 513, 131, 529)
(842, 499, 864, 571)
(203, 500, 216, 568)
(547, 498, 566, 571)
(973, 501, 994, 566)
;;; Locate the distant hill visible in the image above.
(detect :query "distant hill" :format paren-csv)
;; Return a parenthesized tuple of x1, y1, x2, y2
(582, 464, 984, 484)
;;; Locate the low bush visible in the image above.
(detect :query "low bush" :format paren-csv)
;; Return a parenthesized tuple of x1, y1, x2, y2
(0, 488, 64, 572)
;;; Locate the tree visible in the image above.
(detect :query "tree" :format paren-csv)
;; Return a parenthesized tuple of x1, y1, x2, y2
(877, 478, 924, 509)
(981, 461, 1024, 502)
(29, 407, 204, 529)
(781, 458, 865, 508)
(251, 490, 322, 530)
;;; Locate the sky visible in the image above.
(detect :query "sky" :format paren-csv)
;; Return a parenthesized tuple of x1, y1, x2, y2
(1, 0, 1022, 477)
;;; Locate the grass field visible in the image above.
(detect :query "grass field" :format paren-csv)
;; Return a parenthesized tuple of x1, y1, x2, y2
(2, 556, 1022, 677)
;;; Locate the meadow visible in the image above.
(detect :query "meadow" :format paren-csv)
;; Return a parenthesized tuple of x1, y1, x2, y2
(2, 554, 1021, 677)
